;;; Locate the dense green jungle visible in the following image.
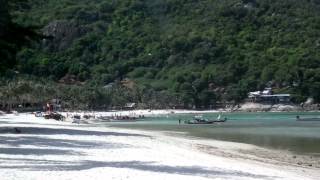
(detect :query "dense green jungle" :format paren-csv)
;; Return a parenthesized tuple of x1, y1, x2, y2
(1, 0, 320, 110)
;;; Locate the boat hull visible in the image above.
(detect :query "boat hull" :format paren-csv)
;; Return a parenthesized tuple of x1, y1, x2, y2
(297, 118, 320, 122)
(184, 121, 215, 124)
(184, 120, 227, 124)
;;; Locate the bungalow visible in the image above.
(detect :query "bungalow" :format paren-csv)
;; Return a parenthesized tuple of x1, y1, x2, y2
(123, 103, 136, 110)
(248, 88, 291, 104)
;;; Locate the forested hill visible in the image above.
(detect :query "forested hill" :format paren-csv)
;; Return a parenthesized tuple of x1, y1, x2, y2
(2, 0, 320, 108)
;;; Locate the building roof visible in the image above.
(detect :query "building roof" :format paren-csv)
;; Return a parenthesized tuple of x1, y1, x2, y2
(125, 103, 136, 108)
(260, 94, 291, 97)
(249, 94, 290, 97)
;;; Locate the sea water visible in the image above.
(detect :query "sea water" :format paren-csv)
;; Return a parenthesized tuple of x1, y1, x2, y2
(110, 112, 320, 155)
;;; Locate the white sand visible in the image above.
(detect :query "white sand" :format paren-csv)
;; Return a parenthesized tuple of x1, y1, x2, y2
(0, 113, 319, 180)
(62, 109, 222, 118)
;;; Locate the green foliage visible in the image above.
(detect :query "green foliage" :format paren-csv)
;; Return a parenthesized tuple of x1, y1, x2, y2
(2, 0, 320, 108)
(0, 0, 38, 75)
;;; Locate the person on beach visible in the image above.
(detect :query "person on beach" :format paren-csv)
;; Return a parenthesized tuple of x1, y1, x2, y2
(179, 119, 181, 124)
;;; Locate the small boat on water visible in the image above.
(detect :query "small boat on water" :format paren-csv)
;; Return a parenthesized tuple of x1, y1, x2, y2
(296, 116, 320, 121)
(184, 115, 227, 124)
(97, 115, 145, 122)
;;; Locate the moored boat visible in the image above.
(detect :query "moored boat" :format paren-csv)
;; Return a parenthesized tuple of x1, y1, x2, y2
(97, 115, 145, 122)
(184, 115, 227, 124)
(296, 116, 320, 121)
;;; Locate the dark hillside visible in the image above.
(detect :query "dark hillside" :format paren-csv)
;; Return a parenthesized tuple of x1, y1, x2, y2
(1, 0, 320, 109)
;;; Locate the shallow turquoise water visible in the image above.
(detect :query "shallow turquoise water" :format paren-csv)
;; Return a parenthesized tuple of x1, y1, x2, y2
(110, 112, 320, 155)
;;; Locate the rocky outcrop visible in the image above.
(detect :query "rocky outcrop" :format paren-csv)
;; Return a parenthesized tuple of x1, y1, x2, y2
(270, 104, 302, 112)
(299, 98, 320, 111)
(302, 104, 320, 111)
(237, 102, 302, 112)
(42, 20, 88, 51)
(58, 74, 83, 85)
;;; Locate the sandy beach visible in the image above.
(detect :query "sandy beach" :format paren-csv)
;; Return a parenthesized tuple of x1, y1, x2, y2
(61, 109, 222, 117)
(0, 113, 319, 180)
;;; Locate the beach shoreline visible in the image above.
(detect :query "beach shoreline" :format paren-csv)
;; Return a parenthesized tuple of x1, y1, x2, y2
(1, 102, 319, 118)
(161, 131, 320, 173)
(114, 125, 320, 176)
(58, 108, 318, 116)
(0, 113, 319, 179)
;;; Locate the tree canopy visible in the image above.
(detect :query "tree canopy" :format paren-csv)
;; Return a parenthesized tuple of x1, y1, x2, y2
(1, 0, 320, 109)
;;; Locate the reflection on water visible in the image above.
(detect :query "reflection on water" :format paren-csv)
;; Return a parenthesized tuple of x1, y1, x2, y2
(110, 112, 320, 155)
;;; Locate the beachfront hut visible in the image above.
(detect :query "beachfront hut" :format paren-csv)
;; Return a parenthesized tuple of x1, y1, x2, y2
(123, 103, 136, 110)
(248, 88, 291, 104)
